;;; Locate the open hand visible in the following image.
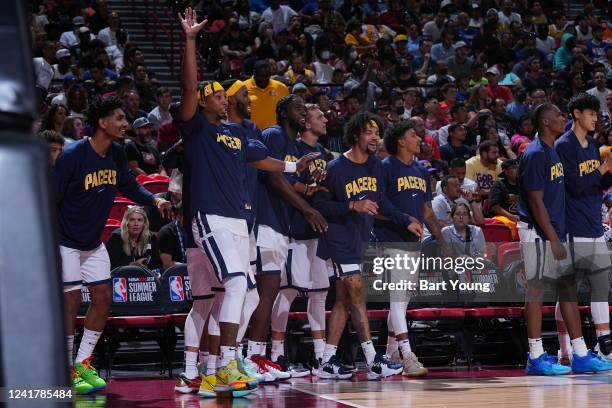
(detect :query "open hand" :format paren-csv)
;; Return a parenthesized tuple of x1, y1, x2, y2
(178, 7, 207, 39)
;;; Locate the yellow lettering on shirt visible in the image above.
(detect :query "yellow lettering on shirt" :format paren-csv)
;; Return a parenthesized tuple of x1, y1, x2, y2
(308, 159, 327, 174)
(550, 162, 564, 181)
(216, 133, 242, 150)
(84, 169, 118, 190)
(345, 177, 377, 198)
(284, 154, 298, 162)
(397, 176, 426, 193)
(578, 159, 600, 177)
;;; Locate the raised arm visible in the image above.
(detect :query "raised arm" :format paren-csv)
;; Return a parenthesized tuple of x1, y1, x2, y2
(179, 8, 207, 122)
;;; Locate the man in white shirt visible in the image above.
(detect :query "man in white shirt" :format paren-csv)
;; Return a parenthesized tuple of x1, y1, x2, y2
(497, 0, 521, 26)
(587, 71, 611, 114)
(147, 87, 173, 130)
(53, 49, 72, 80)
(59, 16, 84, 48)
(262, 0, 297, 33)
(97, 11, 128, 47)
(33, 41, 56, 90)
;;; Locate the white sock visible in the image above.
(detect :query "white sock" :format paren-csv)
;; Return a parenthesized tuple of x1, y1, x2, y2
(399, 339, 412, 358)
(75, 329, 102, 363)
(271, 339, 284, 362)
(206, 354, 218, 375)
(220, 346, 236, 367)
(67, 335, 74, 367)
(247, 340, 262, 358)
(184, 351, 198, 379)
(361, 340, 376, 366)
(313, 338, 325, 361)
(571, 337, 588, 357)
(236, 343, 244, 359)
(386, 336, 398, 357)
(322, 344, 337, 364)
(199, 351, 209, 366)
(528, 338, 544, 359)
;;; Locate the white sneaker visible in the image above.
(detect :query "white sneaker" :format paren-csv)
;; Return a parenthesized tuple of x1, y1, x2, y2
(402, 352, 428, 377)
(366, 354, 404, 380)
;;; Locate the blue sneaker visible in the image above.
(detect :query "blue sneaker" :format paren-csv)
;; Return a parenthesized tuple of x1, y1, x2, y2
(525, 353, 572, 375)
(572, 351, 612, 373)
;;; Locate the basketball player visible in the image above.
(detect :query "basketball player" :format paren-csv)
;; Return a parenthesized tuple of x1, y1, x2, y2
(313, 113, 418, 379)
(270, 104, 332, 374)
(519, 103, 608, 375)
(178, 8, 259, 395)
(246, 94, 328, 377)
(377, 121, 450, 376)
(553, 93, 612, 366)
(55, 96, 172, 395)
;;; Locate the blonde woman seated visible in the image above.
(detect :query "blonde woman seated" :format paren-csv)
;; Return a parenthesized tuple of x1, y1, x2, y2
(441, 203, 486, 258)
(106, 206, 161, 270)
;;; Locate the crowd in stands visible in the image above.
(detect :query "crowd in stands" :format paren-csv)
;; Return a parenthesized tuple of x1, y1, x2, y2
(32, 0, 612, 262)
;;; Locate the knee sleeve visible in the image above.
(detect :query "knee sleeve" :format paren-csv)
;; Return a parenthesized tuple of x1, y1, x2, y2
(387, 311, 394, 333)
(389, 301, 408, 336)
(208, 294, 224, 336)
(307, 290, 327, 332)
(237, 289, 260, 342)
(271, 288, 298, 333)
(591, 302, 610, 325)
(219, 276, 247, 325)
(184, 298, 213, 348)
(588, 271, 611, 303)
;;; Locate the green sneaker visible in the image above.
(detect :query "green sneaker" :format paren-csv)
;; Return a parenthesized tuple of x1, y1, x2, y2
(74, 357, 107, 391)
(72, 368, 95, 395)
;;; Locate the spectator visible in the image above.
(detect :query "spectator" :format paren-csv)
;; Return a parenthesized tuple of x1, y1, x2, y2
(587, 71, 611, 114)
(59, 16, 94, 48)
(465, 140, 503, 194)
(506, 86, 529, 122)
(487, 158, 519, 220)
(423, 97, 447, 132)
(588, 25, 609, 63)
(66, 83, 88, 117)
(436, 158, 479, 196)
(468, 62, 488, 89)
(469, 3, 484, 29)
(33, 41, 55, 90)
(343, 60, 382, 112)
(134, 64, 158, 112)
(411, 116, 441, 161)
(43, 104, 68, 133)
(53, 48, 73, 80)
(439, 83, 457, 121)
(530, 2, 548, 25)
(535, 24, 556, 56)
(447, 41, 473, 79)
(426, 60, 455, 86)
(61, 116, 84, 143)
(468, 85, 491, 114)
(438, 103, 470, 146)
(574, 14, 593, 43)
(97, 11, 128, 47)
(529, 88, 548, 108)
(431, 29, 456, 63)
(567, 71, 586, 97)
(549, 80, 570, 114)
(39, 130, 65, 166)
(423, 11, 446, 43)
(440, 124, 472, 164)
(553, 33, 575, 72)
(83, 61, 117, 96)
(454, 12, 478, 44)
(497, 0, 522, 27)
(262, 0, 297, 33)
(485, 66, 513, 103)
(477, 125, 515, 160)
(285, 53, 315, 84)
(490, 98, 515, 141)
(522, 57, 550, 91)
(126, 117, 161, 176)
(157, 204, 187, 270)
(148, 87, 173, 131)
(123, 90, 147, 125)
(245, 59, 290, 129)
(441, 203, 486, 257)
(220, 18, 252, 77)
(106, 206, 161, 270)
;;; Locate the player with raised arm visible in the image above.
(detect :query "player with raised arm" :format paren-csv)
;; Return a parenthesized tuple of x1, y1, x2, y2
(55, 96, 171, 394)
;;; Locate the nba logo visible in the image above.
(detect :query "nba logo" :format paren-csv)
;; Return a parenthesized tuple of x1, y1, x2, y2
(113, 277, 128, 302)
(169, 276, 185, 301)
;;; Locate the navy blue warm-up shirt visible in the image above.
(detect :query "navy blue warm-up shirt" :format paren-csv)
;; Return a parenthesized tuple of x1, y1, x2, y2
(518, 137, 566, 240)
(554, 130, 603, 238)
(54, 138, 156, 250)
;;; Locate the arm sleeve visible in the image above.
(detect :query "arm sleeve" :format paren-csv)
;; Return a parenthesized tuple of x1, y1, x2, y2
(556, 140, 602, 195)
(115, 147, 156, 206)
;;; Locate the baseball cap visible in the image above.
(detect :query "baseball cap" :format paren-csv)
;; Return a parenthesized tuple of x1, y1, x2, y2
(56, 49, 71, 59)
(292, 83, 308, 93)
(394, 34, 408, 43)
(486, 8, 498, 16)
(78, 26, 91, 34)
(440, 0, 453, 9)
(455, 41, 469, 49)
(73, 16, 85, 27)
(133, 117, 152, 129)
(471, 3, 481, 9)
(486, 66, 500, 76)
(501, 158, 518, 170)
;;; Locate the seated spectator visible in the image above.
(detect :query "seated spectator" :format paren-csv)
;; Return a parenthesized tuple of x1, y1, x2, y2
(553, 33, 575, 72)
(61, 116, 85, 143)
(431, 29, 456, 63)
(148, 87, 173, 131)
(83, 61, 117, 96)
(285, 52, 315, 84)
(423, 11, 446, 43)
(134, 64, 159, 112)
(33, 41, 55, 90)
(535, 24, 556, 56)
(262, 0, 297, 33)
(485, 66, 513, 102)
(423, 97, 447, 132)
(426, 60, 455, 86)
(465, 140, 503, 195)
(441, 203, 487, 258)
(467, 85, 491, 114)
(490, 98, 515, 141)
(43, 104, 68, 133)
(245, 59, 290, 129)
(588, 25, 609, 63)
(477, 125, 515, 159)
(106, 206, 161, 270)
(123, 90, 147, 126)
(66, 83, 88, 118)
(59, 16, 95, 48)
(97, 11, 129, 47)
(220, 18, 253, 78)
(505, 86, 529, 122)
(438, 103, 471, 146)
(157, 204, 187, 270)
(436, 158, 478, 196)
(487, 158, 519, 221)
(438, 83, 457, 123)
(411, 116, 441, 160)
(39, 130, 64, 167)
(125, 117, 161, 176)
(469, 62, 488, 89)
(522, 57, 550, 91)
(587, 71, 611, 115)
(344, 60, 382, 112)
(447, 41, 473, 79)
(53, 48, 73, 80)
(440, 124, 472, 164)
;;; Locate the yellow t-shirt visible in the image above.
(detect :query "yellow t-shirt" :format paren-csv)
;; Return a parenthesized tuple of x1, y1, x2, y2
(285, 68, 315, 84)
(465, 156, 503, 190)
(244, 77, 289, 129)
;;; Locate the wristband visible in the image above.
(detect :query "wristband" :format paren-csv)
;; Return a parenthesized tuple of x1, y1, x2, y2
(284, 161, 297, 173)
(153, 198, 164, 208)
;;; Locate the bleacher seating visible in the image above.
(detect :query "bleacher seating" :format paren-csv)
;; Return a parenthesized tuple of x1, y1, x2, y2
(109, 197, 135, 221)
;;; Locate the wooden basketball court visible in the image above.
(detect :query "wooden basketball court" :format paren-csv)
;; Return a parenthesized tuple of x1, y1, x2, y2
(75, 367, 612, 407)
